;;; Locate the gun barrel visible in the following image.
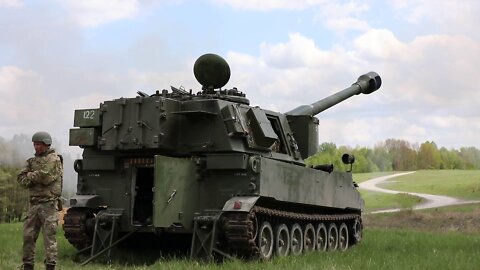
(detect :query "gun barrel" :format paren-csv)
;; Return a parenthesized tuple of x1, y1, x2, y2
(286, 72, 381, 116)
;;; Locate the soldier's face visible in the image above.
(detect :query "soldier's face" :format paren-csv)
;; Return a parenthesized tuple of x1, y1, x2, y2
(33, 142, 48, 154)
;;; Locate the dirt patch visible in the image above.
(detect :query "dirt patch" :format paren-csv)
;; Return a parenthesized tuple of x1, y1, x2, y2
(364, 207, 480, 233)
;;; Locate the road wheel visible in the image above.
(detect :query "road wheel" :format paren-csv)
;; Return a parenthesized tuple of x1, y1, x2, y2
(338, 223, 349, 251)
(290, 223, 303, 255)
(303, 223, 316, 252)
(257, 221, 274, 259)
(315, 223, 328, 251)
(350, 217, 363, 244)
(274, 223, 290, 257)
(327, 223, 338, 251)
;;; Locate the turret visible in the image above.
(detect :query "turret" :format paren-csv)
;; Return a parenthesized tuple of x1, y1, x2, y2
(285, 72, 382, 159)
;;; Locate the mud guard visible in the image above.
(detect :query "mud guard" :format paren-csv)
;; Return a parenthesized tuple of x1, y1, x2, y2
(222, 196, 260, 212)
(69, 194, 103, 208)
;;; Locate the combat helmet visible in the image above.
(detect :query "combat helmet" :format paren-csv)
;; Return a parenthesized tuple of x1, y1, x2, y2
(32, 131, 52, 145)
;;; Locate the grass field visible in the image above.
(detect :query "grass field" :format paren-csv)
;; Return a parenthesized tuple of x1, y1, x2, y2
(379, 170, 480, 200)
(1, 220, 479, 270)
(354, 170, 480, 212)
(364, 203, 480, 233)
(352, 172, 395, 183)
(3, 170, 480, 269)
(360, 190, 423, 212)
(353, 171, 423, 212)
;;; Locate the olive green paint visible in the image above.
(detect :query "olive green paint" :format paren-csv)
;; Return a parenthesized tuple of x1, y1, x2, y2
(153, 156, 199, 230)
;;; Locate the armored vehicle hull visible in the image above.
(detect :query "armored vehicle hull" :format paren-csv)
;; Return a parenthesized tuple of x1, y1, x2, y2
(64, 54, 380, 261)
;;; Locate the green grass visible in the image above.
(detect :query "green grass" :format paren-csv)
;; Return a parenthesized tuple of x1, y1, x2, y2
(4, 170, 479, 269)
(353, 172, 395, 183)
(353, 171, 423, 212)
(360, 190, 423, 212)
(380, 170, 480, 200)
(417, 202, 480, 213)
(1, 222, 479, 270)
(354, 170, 480, 212)
(363, 203, 480, 234)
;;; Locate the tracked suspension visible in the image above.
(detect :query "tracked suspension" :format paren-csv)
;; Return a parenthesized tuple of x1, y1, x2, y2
(65, 205, 363, 260)
(222, 206, 362, 258)
(63, 208, 95, 250)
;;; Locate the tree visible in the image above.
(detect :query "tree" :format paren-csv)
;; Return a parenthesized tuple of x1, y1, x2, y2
(350, 147, 379, 173)
(439, 147, 463, 169)
(306, 142, 340, 168)
(0, 167, 28, 223)
(318, 142, 337, 154)
(458, 147, 480, 169)
(417, 141, 441, 169)
(371, 143, 393, 171)
(384, 139, 417, 171)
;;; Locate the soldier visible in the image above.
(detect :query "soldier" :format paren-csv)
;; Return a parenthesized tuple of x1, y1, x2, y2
(17, 131, 63, 270)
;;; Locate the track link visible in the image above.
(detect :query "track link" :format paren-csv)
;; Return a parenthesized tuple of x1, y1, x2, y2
(222, 206, 361, 258)
(63, 208, 95, 250)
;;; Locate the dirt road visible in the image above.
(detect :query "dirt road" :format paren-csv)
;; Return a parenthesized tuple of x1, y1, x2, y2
(358, 172, 480, 213)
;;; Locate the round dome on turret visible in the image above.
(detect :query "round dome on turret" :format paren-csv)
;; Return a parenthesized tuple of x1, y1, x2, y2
(194, 53, 231, 90)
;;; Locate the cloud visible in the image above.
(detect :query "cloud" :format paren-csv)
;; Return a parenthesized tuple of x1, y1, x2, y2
(214, 0, 372, 34)
(260, 33, 330, 68)
(1, 0, 480, 153)
(319, 116, 429, 147)
(57, 0, 184, 27)
(210, 0, 328, 10)
(237, 32, 373, 106)
(0, 66, 49, 127)
(0, 0, 23, 8)
(225, 27, 480, 149)
(58, 0, 141, 27)
(353, 29, 407, 60)
(390, 0, 480, 39)
(213, 1, 480, 38)
(391, 0, 475, 24)
(352, 29, 480, 106)
(314, 1, 371, 33)
(0, 66, 77, 153)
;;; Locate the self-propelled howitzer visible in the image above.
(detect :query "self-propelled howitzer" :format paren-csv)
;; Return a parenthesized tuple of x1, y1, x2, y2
(64, 53, 382, 262)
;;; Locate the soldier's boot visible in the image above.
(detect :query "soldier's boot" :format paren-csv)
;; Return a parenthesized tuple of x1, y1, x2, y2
(22, 264, 34, 270)
(45, 264, 55, 270)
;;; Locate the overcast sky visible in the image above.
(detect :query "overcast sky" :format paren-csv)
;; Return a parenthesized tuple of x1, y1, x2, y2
(1, 0, 479, 157)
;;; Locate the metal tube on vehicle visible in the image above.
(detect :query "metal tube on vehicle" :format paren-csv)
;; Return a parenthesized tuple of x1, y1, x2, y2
(286, 72, 382, 116)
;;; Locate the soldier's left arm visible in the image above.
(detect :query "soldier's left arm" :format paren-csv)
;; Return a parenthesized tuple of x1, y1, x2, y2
(29, 154, 62, 185)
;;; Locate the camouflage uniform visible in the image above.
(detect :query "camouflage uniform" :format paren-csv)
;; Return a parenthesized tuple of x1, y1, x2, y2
(17, 148, 63, 268)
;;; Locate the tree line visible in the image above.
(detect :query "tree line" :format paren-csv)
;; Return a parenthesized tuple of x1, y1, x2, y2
(0, 166, 28, 223)
(1, 138, 479, 223)
(307, 139, 480, 173)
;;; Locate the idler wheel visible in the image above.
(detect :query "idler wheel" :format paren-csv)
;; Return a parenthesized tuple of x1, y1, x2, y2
(350, 217, 363, 244)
